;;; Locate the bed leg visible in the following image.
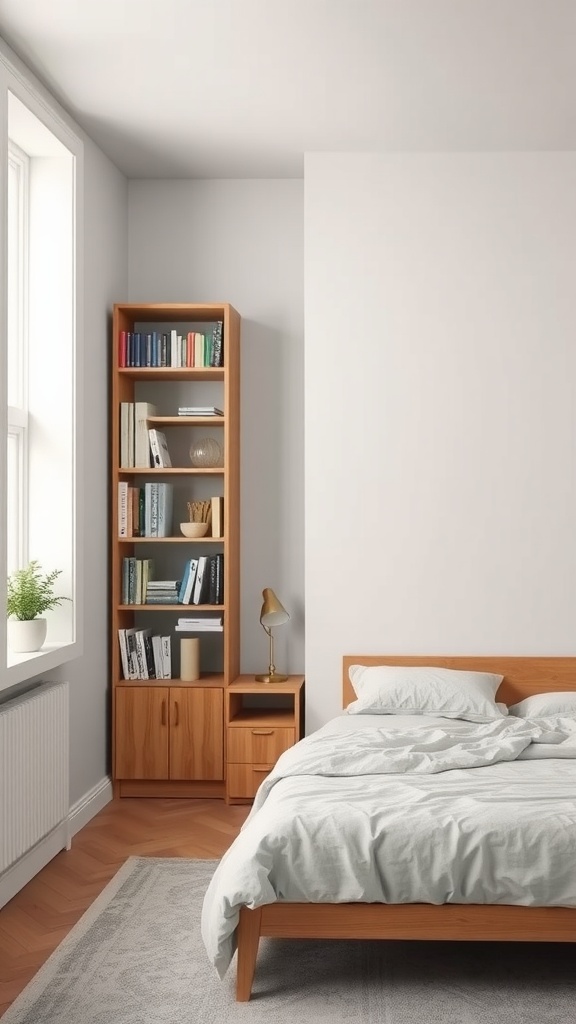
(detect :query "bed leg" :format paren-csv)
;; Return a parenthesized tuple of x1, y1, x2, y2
(236, 906, 262, 1001)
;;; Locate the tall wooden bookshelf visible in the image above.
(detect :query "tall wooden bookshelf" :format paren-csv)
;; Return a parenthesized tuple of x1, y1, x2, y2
(111, 303, 240, 797)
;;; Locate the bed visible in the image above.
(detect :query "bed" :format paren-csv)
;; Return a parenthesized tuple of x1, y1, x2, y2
(202, 655, 576, 1000)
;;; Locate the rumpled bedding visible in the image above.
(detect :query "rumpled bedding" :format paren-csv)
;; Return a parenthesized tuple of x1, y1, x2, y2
(201, 713, 576, 977)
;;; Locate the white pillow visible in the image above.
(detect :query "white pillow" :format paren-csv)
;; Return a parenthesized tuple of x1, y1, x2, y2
(508, 692, 576, 719)
(347, 665, 505, 722)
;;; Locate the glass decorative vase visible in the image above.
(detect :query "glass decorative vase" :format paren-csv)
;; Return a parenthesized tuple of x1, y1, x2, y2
(189, 437, 224, 468)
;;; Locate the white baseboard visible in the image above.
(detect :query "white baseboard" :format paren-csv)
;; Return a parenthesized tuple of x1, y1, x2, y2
(0, 775, 112, 910)
(0, 823, 69, 910)
(68, 776, 113, 838)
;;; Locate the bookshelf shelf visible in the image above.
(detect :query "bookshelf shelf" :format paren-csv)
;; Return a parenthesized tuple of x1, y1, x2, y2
(148, 416, 225, 426)
(119, 467, 224, 475)
(118, 367, 225, 382)
(111, 302, 240, 800)
(118, 536, 224, 544)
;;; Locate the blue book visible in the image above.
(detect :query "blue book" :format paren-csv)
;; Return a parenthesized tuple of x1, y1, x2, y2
(180, 558, 198, 604)
(178, 560, 193, 603)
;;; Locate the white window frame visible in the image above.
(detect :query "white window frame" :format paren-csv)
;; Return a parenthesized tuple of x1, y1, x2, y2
(6, 141, 29, 575)
(1, 41, 84, 692)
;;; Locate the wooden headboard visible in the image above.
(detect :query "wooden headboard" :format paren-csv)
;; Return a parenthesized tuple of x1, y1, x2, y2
(342, 655, 576, 708)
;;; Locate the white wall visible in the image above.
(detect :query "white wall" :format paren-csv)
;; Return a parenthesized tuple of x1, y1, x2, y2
(128, 179, 304, 676)
(305, 152, 576, 732)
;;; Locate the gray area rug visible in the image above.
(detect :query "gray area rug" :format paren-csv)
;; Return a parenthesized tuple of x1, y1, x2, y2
(3, 856, 576, 1023)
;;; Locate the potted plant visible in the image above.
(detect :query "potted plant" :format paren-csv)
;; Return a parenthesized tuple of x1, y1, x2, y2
(6, 560, 70, 653)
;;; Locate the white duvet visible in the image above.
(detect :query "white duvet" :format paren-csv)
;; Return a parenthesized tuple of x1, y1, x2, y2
(201, 713, 576, 978)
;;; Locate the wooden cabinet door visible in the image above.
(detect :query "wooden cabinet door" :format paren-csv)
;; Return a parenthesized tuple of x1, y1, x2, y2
(169, 688, 223, 781)
(115, 687, 169, 780)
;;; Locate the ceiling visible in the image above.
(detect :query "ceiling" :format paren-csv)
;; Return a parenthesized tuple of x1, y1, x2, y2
(0, 0, 574, 179)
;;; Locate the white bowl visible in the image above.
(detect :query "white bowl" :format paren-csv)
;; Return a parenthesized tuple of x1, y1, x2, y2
(180, 521, 209, 538)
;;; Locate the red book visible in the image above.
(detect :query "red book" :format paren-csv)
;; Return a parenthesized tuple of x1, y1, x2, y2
(119, 330, 127, 367)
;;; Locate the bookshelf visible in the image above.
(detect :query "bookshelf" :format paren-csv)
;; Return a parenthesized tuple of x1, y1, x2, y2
(111, 303, 240, 798)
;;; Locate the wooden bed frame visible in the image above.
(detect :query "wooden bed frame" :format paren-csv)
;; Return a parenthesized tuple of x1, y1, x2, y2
(235, 655, 576, 1000)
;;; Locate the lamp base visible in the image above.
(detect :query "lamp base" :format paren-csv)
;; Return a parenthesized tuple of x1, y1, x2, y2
(255, 671, 288, 684)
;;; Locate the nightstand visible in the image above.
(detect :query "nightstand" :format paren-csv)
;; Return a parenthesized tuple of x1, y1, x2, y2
(225, 675, 305, 804)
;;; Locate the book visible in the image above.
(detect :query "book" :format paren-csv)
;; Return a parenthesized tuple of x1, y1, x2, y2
(208, 554, 218, 604)
(178, 557, 199, 604)
(118, 629, 130, 678)
(125, 628, 140, 678)
(151, 635, 164, 678)
(118, 482, 129, 537)
(118, 330, 128, 368)
(131, 487, 142, 536)
(141, 559, 154, 602)
(156, 483, 174, 538)
(194, 332, 204, 366)
(210, 496, 224, 538)
(177, 615, 223, 631)
(143, 633, 156, 678)
(192, 555, 210, 604)
(134, 402, 157, 467)
(119, 403, 134, 467)
(160, 636, 172, 678)
(177, 407, 223, 416)
(144, 482, 154, 536)
(215, 552, 224, 604)
(210, 321, 223, 367)
(148, 428, 172, 468)
(134, 629, 153, 678)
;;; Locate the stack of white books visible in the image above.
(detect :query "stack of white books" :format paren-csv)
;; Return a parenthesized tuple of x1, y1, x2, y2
(175, 616, 223, 632)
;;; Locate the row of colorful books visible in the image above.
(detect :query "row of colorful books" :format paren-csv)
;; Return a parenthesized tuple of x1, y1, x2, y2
(118, 628, 172, 680)
(118, 322, 223, 368)
(118, 483, 173, 538)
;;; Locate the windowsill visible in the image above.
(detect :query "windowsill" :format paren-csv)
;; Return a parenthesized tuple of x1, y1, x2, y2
(3, 640, 80, 691)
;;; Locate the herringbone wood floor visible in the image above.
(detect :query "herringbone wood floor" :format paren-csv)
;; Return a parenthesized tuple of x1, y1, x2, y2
(0, 797, 250, 1017)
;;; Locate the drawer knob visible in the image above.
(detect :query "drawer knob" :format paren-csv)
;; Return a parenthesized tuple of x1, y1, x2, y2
(251, 729, 273, 736)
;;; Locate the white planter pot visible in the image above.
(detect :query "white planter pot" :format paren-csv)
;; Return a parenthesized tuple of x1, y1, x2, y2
(7, 617, 48, 653)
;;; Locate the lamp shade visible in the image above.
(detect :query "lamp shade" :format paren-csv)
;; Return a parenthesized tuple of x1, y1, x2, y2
(259, 588, 289, 628)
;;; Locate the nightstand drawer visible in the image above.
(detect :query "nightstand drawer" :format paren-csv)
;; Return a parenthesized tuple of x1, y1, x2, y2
(227, 726, 294, 764)
(227, 763, 273, 799)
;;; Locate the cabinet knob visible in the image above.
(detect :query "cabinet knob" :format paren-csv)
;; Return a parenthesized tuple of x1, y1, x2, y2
(161, 700, 167, 726)
(251, 729, 273, 736)
(174, 701, 180, 726)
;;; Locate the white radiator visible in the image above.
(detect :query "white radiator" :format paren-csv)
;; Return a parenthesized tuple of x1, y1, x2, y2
(0, 681, 69, 875)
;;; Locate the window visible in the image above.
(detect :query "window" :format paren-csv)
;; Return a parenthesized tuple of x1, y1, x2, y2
(7, 142, 29, 576)
(1, 53, 83, 690)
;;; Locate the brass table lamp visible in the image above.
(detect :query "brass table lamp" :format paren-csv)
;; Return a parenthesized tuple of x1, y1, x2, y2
(255, 587, 290, 683)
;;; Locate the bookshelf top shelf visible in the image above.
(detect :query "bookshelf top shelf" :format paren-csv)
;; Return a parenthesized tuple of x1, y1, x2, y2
(115, 302, 235, 322)
(118, 368, 224, 381)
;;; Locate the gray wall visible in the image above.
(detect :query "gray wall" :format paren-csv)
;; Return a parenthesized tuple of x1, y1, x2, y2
(128, 179, 304, 677)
